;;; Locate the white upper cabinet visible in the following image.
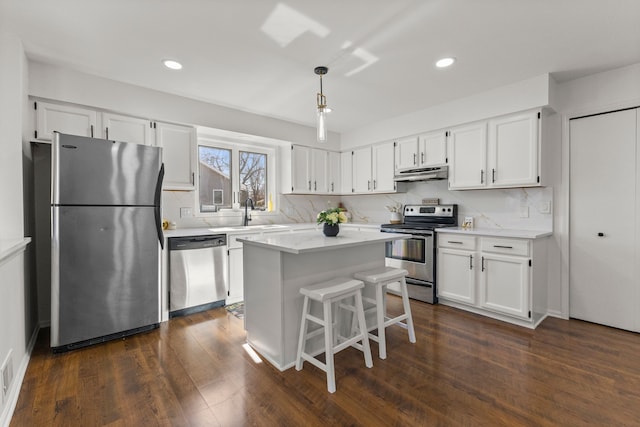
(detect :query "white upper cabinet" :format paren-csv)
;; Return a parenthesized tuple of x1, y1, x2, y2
(103, 112, 154, 146)
(311, 148, 328, 193)
(291, 145, 311, 193)
(340, 151, 353, 193)
(352, 141, 397, 193)
(327, 151, 341, 193)
(394, 136, 419, 172)
(448, 110, 541, 190)
(34, 100, 98, 141)
(447, 122, 488, 189)
(155, 121, 196, 190)
(487, 111, 540, 187)
(419, 130, 447, 167)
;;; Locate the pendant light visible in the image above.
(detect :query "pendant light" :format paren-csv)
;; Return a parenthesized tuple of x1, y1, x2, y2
(314, 66, 329, 142)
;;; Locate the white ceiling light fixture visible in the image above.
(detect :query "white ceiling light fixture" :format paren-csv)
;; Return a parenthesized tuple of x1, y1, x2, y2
(314, 66, 329, 143)
(435, 57, 456, 68)
(163, 59, 183, 70)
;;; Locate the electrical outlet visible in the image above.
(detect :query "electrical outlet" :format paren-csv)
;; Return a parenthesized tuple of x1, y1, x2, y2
(180, 207, 193, 218)
(539, 201, 552, 214)
(1, 349, 13, 404)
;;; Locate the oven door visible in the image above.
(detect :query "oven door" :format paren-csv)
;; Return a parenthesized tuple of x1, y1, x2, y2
(384, 232, 433, 283)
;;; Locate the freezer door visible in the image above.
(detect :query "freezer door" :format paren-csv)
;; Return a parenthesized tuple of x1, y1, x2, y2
(51, 205, 160, 348)
(52, 133, 162, 206)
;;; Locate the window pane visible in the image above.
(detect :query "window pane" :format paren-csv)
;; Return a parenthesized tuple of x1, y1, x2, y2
(199, 146, 231, 212)
(239, 151, 267, 210)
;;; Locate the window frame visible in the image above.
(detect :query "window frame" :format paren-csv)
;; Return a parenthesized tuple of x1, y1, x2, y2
(195, 135, 277, 217)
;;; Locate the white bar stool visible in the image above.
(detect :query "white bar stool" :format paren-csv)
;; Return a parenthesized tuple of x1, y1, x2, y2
(295, 277, 373, 393)
(353, 266, 416, 359)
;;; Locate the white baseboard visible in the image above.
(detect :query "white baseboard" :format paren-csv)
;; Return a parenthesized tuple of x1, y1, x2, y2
(0, 325, 40, 427)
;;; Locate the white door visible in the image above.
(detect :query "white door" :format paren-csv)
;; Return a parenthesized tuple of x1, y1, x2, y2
(372, 141, 396, 192)
(35, 101, 98, 141)
(327, 151, 341, 193)
(156, 122, 196, 190)
(395, 137, 418, 172)
(311, 148, 328, 193)
(447, 122, 487, 189)
(480, 253, 530, 319)
(488, 111, 539, 187)
(419, 131, 447, 167)
(437, 248, 476, 305)
(352, 147, 372, 193)
(103, 112, 153, 146)
(291, 145, 311, 193)
(340, 151, 353, 193)
(227, 248, 244, 304)
(569, 108, 639, 332)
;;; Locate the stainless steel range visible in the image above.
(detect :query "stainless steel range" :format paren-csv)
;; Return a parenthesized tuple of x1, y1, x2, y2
(381, 204, 458, 303)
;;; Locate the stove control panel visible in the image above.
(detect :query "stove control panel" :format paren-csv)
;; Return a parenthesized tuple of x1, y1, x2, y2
(404, 204, 456, 217)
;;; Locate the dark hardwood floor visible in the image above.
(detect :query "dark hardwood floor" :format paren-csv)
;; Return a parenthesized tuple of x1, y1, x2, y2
(10, 296, 640, 426)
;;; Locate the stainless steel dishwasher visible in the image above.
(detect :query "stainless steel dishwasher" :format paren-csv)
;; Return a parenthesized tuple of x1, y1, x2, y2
(169, 234, 228, 317)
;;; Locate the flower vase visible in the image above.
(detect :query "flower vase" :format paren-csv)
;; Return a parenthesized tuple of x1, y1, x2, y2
(323, 223, 340, 237)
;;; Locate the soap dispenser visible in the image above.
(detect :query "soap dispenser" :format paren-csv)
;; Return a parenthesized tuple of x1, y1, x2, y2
(267, 193, 273, 212)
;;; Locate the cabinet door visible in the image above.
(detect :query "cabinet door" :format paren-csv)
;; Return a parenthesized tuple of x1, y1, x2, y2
(291, 145, 311, 193)
(419, 131, 447, 167)
(479, 253, 529, 319)
(227, 248, 244, 304)
(156, 122, 196, 190)
(327, 151, 341, 193)
(488, 111, 539, 187)
(395, 137, 418, 172)
(103, 112, 153, 146)
(447, 122, 487, 189)
(373, 142, 396, 192)
(352, 147, 372, 193)
(35, 101, 98, 141)
(311, 148, 328, 193)
(340, 151, 353, 193)
(437, 248, 476, 305)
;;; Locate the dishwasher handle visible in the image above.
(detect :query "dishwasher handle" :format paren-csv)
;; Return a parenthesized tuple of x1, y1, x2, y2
(169, 235, 227, 251)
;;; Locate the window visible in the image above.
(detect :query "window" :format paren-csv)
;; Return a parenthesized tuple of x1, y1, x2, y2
(197, 138, 273, 214)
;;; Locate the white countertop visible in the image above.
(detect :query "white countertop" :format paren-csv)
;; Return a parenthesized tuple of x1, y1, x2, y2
(435, 227, 552, 239)
(237, 229, 407, 254)
(0, 237, 32, 265)
(163, 222, 382, 238)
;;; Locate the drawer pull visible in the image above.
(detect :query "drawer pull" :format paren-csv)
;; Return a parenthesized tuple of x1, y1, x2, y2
(469, 254, 473, 270)
(448, 241, 463, 244)
(493, 245, 513, 249)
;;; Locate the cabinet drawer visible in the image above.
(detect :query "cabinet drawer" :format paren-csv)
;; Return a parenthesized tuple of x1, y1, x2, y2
(481, 237, 529, 256)
(438, 234, 476, 250)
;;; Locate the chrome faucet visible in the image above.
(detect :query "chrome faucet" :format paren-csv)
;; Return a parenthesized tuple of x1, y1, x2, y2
(243, 198, 254, 226)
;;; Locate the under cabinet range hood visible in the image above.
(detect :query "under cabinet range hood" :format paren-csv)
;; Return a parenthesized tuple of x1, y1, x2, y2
(394, 165, 448, 182)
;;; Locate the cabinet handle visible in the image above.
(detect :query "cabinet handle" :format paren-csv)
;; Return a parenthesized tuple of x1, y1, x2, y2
(105, 127, 109, 140)
(331, 182, 334, 192)
(493, 245, 513, 249)
(192, 172, 195, 185)
(90, 124, 94, 138)
(481, 256, 485, 272)
(597, 232, 605, 237)
(448, 241, 463, 244)
(492, 168, 496, 183)
(413, 153, 417, 165)
(368, 180, 371, 190)
(308, 180, 311, 191)
(373, 179, 377, 190)
(421, 152, 424, 164)
(469, 254, 473, 270)
(480, 169, 484, 184)
(314, 181, 317, 191)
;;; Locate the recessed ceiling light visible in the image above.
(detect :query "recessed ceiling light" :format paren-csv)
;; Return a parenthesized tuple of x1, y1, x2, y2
(435, 57, 456, 68)
(163, 59, 183, 70)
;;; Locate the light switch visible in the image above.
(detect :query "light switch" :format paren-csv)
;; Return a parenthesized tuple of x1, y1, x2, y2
(180, 207, 193, 218)
(539, 201, 551, 214)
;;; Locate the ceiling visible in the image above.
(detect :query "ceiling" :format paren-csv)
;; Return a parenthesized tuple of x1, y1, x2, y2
(2, 0, 640, 133)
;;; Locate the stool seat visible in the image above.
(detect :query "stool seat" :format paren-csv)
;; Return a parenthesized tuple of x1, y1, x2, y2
(300, 278, 364, 302)
(353, 266, 416, 360)
(295, 277, 373, 393)
(354, 266, 409, 284)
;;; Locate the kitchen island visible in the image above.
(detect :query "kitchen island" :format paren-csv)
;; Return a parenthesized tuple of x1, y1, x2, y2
(237, 229, 408, 371)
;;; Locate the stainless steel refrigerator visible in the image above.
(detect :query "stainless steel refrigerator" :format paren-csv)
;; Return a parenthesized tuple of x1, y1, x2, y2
(50, 132, 164, 351)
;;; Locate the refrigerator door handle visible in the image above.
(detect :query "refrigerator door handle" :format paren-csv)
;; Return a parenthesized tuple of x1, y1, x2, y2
(154, 163, 165, 249)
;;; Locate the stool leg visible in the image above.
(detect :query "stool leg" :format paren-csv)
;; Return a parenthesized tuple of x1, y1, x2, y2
(354, 291, 373, 368)
(375, 283, 387, 359)
(399, 277, 416, 343)
(323, 300, 336, 393)
(295, 296, 310, 371)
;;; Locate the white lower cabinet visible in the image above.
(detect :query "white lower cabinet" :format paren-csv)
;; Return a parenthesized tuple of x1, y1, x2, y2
(437, 232, 548, 328)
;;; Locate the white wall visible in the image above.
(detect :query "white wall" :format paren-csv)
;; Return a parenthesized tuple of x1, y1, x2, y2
(0, 27, 35, 427)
